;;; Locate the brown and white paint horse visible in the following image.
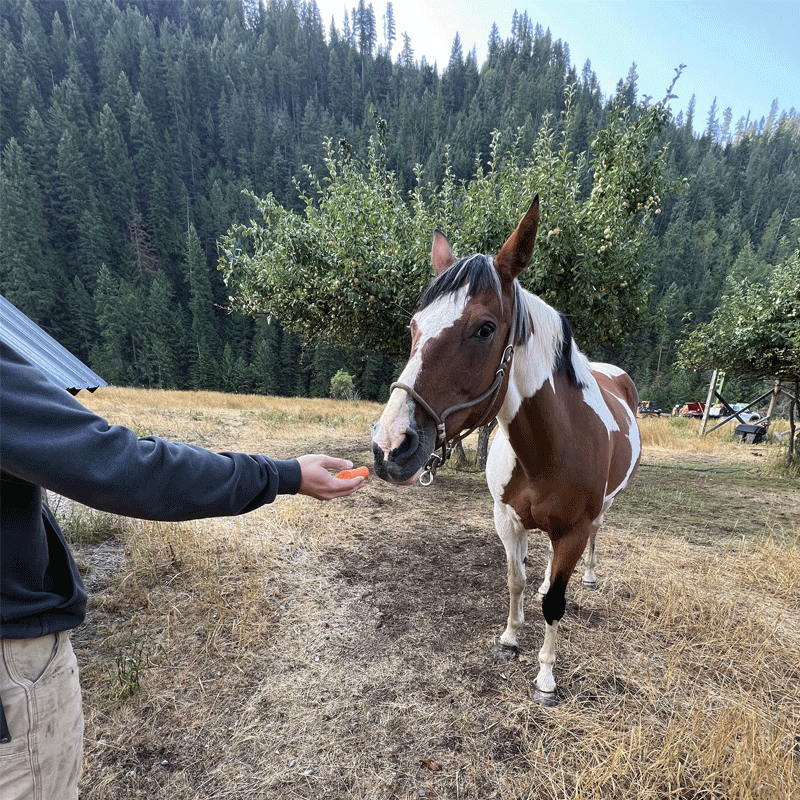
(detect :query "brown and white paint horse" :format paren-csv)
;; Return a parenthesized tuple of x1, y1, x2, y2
(371, 197, 641, 704)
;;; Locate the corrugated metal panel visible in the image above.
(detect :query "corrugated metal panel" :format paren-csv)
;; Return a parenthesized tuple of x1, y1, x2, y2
(0, 294, 107, 395)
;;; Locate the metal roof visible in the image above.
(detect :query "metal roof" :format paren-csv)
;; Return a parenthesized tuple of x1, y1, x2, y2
(0, 294, 107, 395)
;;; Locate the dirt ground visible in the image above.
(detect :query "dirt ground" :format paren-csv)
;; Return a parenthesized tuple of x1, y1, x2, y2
(62, 396, 799, 799)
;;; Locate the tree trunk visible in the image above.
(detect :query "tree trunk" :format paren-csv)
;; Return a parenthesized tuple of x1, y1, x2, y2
(477, 419, 498, 470)
(789, 378, 798, 464)
(450, 440, 468, 470)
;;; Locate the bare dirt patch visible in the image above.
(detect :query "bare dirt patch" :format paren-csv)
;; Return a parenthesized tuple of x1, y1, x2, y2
(65, 389, 799, 799)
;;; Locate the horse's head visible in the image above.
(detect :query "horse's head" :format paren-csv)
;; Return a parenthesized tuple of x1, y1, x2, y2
(372, 196, 540, 484)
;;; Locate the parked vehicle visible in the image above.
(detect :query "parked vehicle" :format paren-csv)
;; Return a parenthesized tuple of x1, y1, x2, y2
(637, 400, 662, 417)
(679, 402, 705, 418)
(726, 403, 761, 422)
(710, 403, 760, 422)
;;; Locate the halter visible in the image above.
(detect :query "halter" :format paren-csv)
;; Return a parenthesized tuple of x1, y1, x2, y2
(390, 308, 517, 486)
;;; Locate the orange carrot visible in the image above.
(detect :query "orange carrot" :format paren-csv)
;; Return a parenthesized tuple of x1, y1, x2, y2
(335, 466, 369, 480)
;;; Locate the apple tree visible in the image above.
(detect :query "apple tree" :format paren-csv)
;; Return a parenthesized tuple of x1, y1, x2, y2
(220, 83, 678, 359)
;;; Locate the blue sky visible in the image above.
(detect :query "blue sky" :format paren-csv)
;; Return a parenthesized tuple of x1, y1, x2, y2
(313, 1, 800, 134)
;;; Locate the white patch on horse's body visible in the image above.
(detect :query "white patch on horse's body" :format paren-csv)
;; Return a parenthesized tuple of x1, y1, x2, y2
(589, 360, 641, 501)
(581, 370, 621, 435)
(507, 292, 593, 412)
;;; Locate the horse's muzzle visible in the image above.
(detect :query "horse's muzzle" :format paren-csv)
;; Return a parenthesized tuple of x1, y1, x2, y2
(371, 418, 436, 485)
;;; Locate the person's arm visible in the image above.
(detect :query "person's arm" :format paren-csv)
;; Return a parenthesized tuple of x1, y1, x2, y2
(0, 342, 362, 519)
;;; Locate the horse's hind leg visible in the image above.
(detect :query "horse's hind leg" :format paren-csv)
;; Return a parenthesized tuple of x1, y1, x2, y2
(581, 516, 601, 589)
(491, 501, 527, 662)
(537, 541, 554, 599)
(582, 500, 611, 589)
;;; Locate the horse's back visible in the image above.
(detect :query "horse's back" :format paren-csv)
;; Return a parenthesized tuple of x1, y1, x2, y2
(589, 362, 639, 415)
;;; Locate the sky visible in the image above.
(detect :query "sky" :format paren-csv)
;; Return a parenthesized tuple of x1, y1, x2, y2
(312, 0, 800, 134)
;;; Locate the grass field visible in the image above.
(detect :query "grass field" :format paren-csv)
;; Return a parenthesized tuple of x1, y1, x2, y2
(59, 387, 800, 799)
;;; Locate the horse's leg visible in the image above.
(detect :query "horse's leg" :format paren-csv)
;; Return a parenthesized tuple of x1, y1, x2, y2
(537, 540, 554, 599)
(582, 499, 612, 589)
(581, 515, 601, 589)
(534, 524, 590, 705)
(491, 501, 527, 662)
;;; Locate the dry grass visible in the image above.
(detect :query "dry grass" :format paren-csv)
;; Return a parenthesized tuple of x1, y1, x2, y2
(638, 413, 793, 456)
(83, 385, 380, 454)
(63, 388, 800, 799)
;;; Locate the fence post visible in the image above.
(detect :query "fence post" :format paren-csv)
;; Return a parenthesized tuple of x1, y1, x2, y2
(699, 369, 718, 436)
(766, 379, 781, 420)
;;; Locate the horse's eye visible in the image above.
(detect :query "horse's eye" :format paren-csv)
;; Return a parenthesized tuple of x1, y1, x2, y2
(475, 322, 495, 341)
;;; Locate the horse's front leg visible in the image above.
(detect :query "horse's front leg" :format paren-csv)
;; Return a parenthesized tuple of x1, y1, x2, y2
(537, 540, 553, 599)
(535, 523, 592, 705)
(491, 501, 528, 662)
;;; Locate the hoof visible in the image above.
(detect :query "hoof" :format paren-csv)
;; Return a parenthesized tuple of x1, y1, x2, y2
(491, 642, 519, 662)
(533, 684, 558, 707)
(581, 579, 598, 590)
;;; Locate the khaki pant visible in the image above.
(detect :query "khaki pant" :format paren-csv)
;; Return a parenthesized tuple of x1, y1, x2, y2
(0, 632, 83, 800)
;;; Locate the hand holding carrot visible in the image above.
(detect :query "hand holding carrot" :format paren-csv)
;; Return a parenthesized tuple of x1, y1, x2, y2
(296, 455, 367, 500)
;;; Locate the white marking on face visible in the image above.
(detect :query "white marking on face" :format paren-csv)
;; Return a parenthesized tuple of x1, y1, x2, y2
(372, 286, 470, 455)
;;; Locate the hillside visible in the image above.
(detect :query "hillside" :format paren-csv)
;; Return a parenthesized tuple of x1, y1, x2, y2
(1, 0, 798, 409)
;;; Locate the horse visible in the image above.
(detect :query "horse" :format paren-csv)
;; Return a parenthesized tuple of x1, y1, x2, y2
(370, 196, 641, 705)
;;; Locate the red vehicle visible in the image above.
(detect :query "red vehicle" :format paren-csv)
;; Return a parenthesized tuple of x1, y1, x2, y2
(679, 402, 705, 418)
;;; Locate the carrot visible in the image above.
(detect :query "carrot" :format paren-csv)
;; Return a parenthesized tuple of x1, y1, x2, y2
(335, 466, 369, 480)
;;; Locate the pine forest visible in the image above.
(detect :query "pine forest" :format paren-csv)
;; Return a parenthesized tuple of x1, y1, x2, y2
(1, 0, 799, 409)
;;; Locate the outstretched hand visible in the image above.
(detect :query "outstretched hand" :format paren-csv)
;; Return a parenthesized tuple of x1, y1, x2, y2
(296, 454, 367, 500)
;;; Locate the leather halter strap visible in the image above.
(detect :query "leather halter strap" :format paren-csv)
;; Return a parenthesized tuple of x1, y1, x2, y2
(390, 312, 516, 485)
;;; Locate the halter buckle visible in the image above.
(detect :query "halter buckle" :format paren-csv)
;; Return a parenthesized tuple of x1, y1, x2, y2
(419, 450, 444, 486)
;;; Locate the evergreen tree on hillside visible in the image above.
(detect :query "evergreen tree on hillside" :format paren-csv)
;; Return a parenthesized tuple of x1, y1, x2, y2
(147, 269, 184, 389)
(249, 319, 282, 395)
(0, 138, 54, 324)
(184, 223, 220, 389)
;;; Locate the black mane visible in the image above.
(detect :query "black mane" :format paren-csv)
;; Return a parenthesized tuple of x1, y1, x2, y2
(556, 313, 586, 389)
(417, 254, 500, 312)
(416, 255, 534, 347)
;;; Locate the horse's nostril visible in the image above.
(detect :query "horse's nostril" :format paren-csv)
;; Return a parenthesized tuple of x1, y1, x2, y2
(393, 428, 419, 461)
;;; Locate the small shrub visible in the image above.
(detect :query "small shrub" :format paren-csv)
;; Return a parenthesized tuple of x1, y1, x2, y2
(330, 369, 357, 400)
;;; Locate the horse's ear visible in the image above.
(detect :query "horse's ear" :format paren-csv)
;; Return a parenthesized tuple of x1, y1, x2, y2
(494, 195, 540, 280)
(431, 229, 455, 275)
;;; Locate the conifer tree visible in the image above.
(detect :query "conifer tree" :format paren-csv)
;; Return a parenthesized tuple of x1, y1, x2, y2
(67, 276, 98, 363)
(0, 138, 54, 324)
(146, 270, 183, 388)
(184, 223, 220, 389)
(249, 319, 281, 395)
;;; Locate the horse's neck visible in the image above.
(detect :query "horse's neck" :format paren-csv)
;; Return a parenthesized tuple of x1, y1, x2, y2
(497, 336, 581, 473)
(502, 296, 564, 417)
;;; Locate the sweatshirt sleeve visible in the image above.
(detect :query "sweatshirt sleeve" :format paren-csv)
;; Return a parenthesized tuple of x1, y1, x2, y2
(0, 342, 302, 521)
